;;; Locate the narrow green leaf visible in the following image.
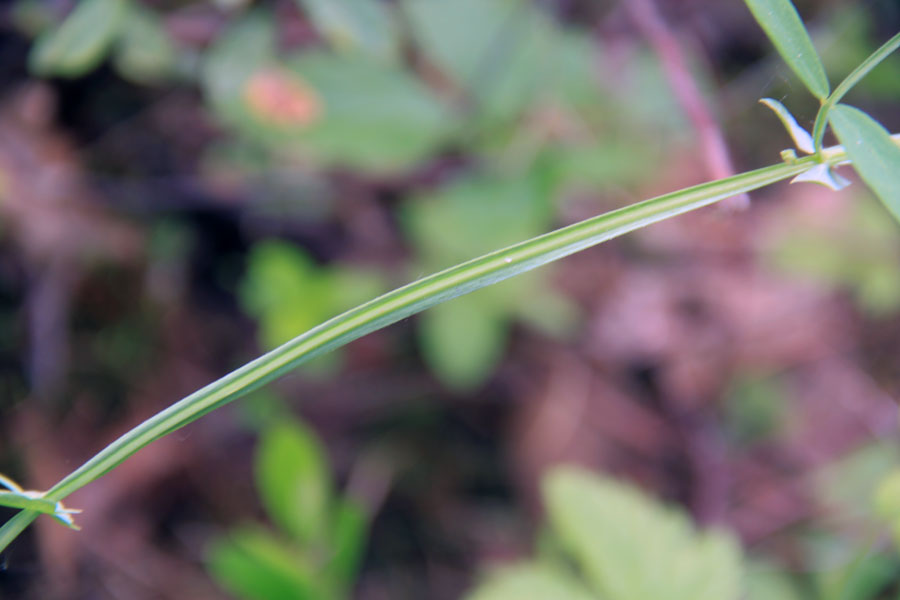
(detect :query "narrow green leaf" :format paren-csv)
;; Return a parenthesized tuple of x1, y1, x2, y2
(830, 104, 900, 222)
(0, 155, 828, 553)
(0, 491, 56, 514)
(0, 475, 80, 529)
(255, 421, 333, 543)
(29, 0, 126, 77)
(744, 0, 829, 99)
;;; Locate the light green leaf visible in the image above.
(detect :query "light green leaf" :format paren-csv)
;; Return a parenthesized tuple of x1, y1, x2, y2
(113, 2, 176, 84)
(544, 466, 742, 600)
(295, 0, 398, 60)
(465, 563, 597, 600)
(512, 288, 580, 339)
(240, 240, 384, 359)
(240, 242, 332, 350)
(812, 544, 895, 600)
(403, 173, 553, 268)
(29, 0, 126, 77)
(815, 442, 900, 525)
(325, 498, 368, 587)
(744, 0, 829, 99)
(403, 172, 555, 388)
(206, 526, 323, 600)
(204, 28, 452, 172)
(745, 564, 804, 600)
(548, 140, 656, 190)
(873, 470, 900, 522)
(403, 0, 557, 122)
(419, 294, 508, 391)
(285, 52, 452, 170)
(202, 11, 277, 118)
(830, 104, 900, 222)
(255, 420, 333, 543)
(765, 195, 900, 317)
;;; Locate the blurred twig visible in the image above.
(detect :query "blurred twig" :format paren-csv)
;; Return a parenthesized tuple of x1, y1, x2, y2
(625, 0, 751, 209)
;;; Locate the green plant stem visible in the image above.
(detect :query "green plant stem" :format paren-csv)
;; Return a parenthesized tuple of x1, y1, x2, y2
(0, 137, 892, 553)
(812, 30, 900, 152)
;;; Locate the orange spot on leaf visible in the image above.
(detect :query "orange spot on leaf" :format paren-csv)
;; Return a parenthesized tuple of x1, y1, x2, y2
(243, 68, 322, 127)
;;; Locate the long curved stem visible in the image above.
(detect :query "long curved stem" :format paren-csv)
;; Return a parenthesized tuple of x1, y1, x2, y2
(0, 139, 877, 553)
(812, 31, 900, 152)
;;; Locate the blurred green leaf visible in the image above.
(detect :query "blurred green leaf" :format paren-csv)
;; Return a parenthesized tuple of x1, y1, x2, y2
(743, 0, 829, 99)
(767, 194, 900, 317)
(873, 470, 900, 522)
(816, 442, 900, 525)
(548, 140, 656, 190)
(404, 172, 562, 389)
(240, 240, 383, 354)
(204, 16, 452, 172)
(295, 0, 398, 60)
(29, 0, 126, 77)
(404, 172, 553, 269)
(113, 2, 175, 84)
(404, 0, 557, 122)
(206, 526, 323, 600)
(11, 0, 56, 37)
(324, 498, 368, 588)
(237, 391, 294, 432)
(465, 564, 596, 600)
(512, 288, 580, 339)
(830, 104, 900, 222)
(547, 32, 603, 110)
(241, 242, 333, 350)
(544, 466, 742, 600)
(255, 420, 333, 544)
(284, 52, 452, 170)
(419, 294, 508, 391)
(744, 564, 804, 600)
(202, 11, 277, 117)
(725, 373, 788, 443)
(813, 547, 896, 600)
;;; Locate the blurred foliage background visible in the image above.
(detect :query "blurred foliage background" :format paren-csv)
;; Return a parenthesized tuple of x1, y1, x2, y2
(0, 0, 900, 598)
